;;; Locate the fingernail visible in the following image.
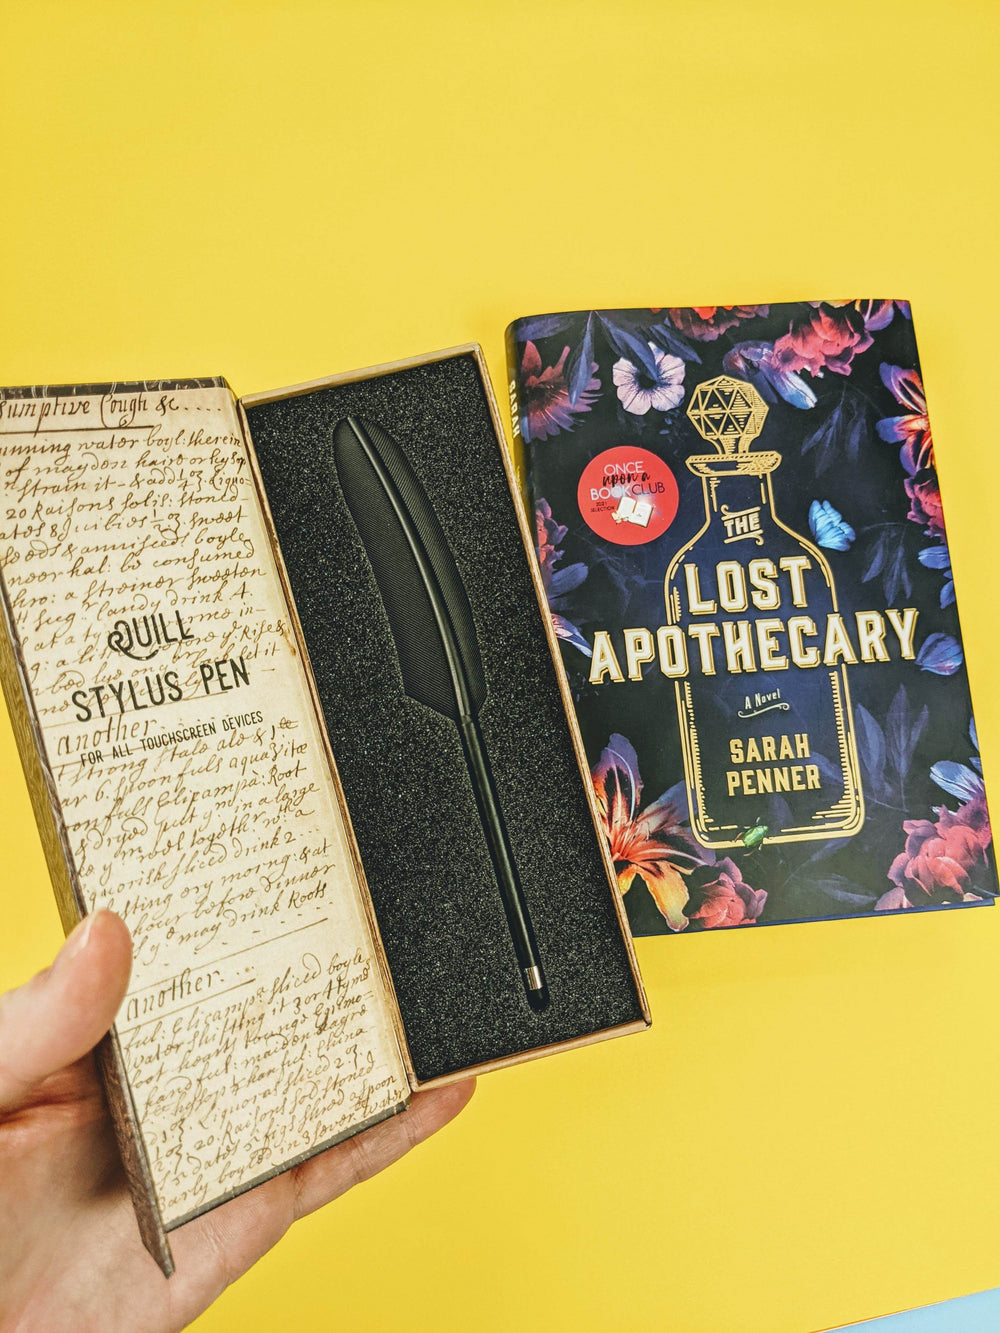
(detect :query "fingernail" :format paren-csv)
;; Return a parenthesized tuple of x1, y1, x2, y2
(60, 913, 96, 966)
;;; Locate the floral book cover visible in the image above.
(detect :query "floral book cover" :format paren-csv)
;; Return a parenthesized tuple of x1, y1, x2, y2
(505, 302, 996, 936)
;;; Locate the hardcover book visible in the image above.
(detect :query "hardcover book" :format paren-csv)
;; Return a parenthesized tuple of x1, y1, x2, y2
(506, 303, 996, 936)
(0, 349, 647, 1276)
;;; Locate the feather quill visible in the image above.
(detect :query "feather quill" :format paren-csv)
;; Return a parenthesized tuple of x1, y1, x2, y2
(332, 415, 548, 1008)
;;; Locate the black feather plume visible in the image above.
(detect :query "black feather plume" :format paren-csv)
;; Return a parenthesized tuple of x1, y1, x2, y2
(332, 415, 547, 1008)
(332, 416, 485, 720)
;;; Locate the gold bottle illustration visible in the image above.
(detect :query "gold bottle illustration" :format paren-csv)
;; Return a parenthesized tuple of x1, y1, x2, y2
(664, 375, 864, 848)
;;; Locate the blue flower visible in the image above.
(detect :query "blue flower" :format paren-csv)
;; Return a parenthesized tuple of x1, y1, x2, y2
(930, 715, 985, 804)
(930, 760, 985, 804)
(916, 632, 963, 676)
(535, 499, 591, 657)
(723, 341, 817, 411)
(918, 543, 955, 608)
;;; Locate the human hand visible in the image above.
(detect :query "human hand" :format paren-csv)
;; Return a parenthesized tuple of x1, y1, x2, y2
(0, 911, 474, 1333)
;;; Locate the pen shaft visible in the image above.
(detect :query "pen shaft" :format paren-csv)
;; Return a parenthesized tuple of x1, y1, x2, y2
(457, 713, 547, 1006)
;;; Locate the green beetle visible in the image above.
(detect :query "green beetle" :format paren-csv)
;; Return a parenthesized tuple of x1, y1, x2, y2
(740, 819, 769, 854)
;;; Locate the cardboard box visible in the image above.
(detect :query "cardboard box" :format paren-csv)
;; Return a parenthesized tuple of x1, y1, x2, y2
(0, 347, 648, 1274)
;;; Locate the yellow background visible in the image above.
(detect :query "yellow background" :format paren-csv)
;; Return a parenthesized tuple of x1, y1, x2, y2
(2, 3, 999, 1330)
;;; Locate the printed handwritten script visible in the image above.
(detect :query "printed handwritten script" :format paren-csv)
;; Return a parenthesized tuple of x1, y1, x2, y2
(0, 384, 408, 1226)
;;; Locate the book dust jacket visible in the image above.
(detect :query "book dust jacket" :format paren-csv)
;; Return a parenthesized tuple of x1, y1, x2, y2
(507, 302, 996, 935)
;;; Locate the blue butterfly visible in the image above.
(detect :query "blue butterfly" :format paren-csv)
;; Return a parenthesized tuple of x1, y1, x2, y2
(808, 500, 855, 551)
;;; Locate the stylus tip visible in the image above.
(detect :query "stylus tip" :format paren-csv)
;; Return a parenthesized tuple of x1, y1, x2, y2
(524, 966, 549, 1011)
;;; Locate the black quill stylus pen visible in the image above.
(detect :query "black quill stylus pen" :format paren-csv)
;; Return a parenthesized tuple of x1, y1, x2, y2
(332, 415, 548, 1010)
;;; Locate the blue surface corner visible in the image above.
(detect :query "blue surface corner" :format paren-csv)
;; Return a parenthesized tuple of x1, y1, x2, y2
(841, 1288, 1000, 1330)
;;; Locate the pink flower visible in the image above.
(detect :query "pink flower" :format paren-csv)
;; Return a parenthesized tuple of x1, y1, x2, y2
(684, 859, 767, 929)
(879, 793, 992, 908)
(520, 341, 599, 443)
(772, 305, 873, 378)
(904, 470, 945, 538)
(667, 305, 769, 341)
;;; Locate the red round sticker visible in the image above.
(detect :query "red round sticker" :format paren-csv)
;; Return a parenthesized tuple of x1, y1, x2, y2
(577, 446, 679, 545)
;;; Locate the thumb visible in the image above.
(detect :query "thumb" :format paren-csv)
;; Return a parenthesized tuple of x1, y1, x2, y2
(0, 910, 132, 1111)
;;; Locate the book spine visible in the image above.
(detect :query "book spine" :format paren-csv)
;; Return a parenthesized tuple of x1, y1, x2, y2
(0, 572, 84, 934)
(504, 320, 533, 511)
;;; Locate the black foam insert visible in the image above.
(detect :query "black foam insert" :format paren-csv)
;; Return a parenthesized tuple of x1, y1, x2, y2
(244, 353, 645, 1081)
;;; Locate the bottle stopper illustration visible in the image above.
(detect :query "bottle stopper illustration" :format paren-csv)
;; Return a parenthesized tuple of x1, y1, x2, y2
(685, 375, 780, 476)
(686, 374, 768, 453)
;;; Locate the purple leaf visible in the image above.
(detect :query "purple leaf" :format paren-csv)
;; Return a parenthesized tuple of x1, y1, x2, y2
(810, 751, 847, 785)
(801, 837, 853, 868)
(566, 313, 596, 408)
(806, 875, 878, 906)
(885, 543, 908, 604)
(597, 315, 661, 381)
(861, 532, 888, 582)
(854, 704, 887, 796)
(513, 313, 571, 343)
(886, 684, 928, 786)
(649, 321, 702, 364)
